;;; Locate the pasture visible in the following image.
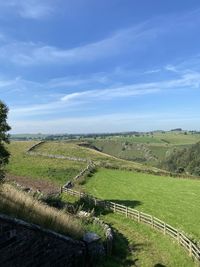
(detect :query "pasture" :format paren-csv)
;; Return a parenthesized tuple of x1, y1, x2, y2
(5, 139, 200, 266)
(85, 168, 200, 241)
(32, 140, 168, 174)
(62, 193, 195, 267)
(89, 132, 200, 166)
(6, 141, 86, 185)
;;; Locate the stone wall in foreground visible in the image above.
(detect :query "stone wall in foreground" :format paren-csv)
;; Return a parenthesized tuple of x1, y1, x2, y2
(0, 213, 87, 267)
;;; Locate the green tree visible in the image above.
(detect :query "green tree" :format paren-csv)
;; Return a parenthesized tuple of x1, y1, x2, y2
(0, 101, 11, 182)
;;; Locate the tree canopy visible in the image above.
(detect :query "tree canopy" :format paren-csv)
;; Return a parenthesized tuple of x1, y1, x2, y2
(0, 101, 11, 181)
(161, 142, 200, 176)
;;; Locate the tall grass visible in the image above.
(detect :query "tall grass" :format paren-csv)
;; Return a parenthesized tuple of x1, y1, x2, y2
(0, 183, 83, 239)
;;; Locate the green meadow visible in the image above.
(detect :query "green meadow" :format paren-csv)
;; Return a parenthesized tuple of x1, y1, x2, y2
(85, 168, 200, 241)
(62, 193, 196, 267)
(5, 140, 200, 266)
(89, 132, 200, 166)
(6, 141, 86, 185)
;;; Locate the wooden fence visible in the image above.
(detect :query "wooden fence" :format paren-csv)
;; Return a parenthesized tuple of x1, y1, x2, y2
(62, 187, 200, 263)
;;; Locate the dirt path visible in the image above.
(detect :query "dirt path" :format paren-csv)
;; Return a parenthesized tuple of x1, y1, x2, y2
(6, 174, 60, 194)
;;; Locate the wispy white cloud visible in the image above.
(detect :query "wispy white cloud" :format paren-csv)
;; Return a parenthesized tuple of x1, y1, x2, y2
(61, 86, 159, 102)
(10, 85, 158, 117)
(0, 22, 158, 65)
(47, 74, 109, 88)
(1, 8, 200, 66)
(165, 65, 179, 73)
(143, 69, 161, 74)
(8, 68, 200, 118)
(0, 0, 56, 19)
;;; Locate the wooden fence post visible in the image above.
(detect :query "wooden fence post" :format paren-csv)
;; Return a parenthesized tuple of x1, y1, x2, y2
(126, 207, 128, 218)
(151, 216, 154, 227)
(163, 223, 166, 235)
(189, 241, 192, 257)
(114, 203, 116, 213)
(138, 211, 141, 222)
(177, 231, 180, 243)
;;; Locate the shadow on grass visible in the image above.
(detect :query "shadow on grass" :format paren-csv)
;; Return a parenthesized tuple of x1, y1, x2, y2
(75, 198, 142, 217)
(42, 194, 145, 266)
(101, 228, 143, 267)
(107, 199, 142, 209)
(154, 264, 166, 267)
(49, 194, 142, 218)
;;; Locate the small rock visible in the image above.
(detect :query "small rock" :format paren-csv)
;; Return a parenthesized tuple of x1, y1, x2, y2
(64, 181, 73, 188)
(78, 211, 91, 218)
(83, 232, 101, 244)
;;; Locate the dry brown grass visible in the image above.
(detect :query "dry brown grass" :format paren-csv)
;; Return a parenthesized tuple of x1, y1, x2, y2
(0, 183, 83, 239)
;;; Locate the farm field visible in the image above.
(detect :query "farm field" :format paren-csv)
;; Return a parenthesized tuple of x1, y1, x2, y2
(33, 141, 168, 174)
(84, 168, 200, 241)
(62, 193, 196, 267)
(6, 141, 86, 186)
(5, 140, 200, 265)
(107, 131, 200, 145)
(102, 213, 195, 267)
(89, 132, 200, 166)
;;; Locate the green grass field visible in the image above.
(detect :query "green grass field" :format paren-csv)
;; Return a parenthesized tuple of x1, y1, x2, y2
(33, 141, 168, 174)
(89, 132, 200, 167)
(5, 140, 200, 266)
(102, 213, 196, 267)
(61, 193, 196, 267)
(85, 168, 200, 241)
(109, 132, 200, 145)
(6, 141, 86, 185)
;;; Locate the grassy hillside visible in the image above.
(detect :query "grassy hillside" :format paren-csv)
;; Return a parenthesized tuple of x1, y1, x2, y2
(109, 131, 200, 145)
(63, 193, 196, 267)
(162, 142, 200, 176)
(6, 141, 86, 185)
(84, 168, 200, 241)
(33, 141, 168, 174)
(5, 140, 200, 266)
(89, 132, 200, 167)
(103, 213, 195, 267)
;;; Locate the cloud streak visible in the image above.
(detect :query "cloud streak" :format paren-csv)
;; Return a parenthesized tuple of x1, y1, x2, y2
(0, 23, 156, 65)
(8, 68, 200, 118)
(0, 8, 200, 66)
(0, 0, 56, 19)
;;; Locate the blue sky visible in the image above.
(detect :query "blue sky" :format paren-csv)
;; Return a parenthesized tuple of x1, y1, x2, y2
(1, 0, 200, 133)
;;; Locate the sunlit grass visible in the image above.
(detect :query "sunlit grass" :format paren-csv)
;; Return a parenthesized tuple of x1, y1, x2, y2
(85, 168, 200, 241)
(0, 183, 83, 239)
(6, 141, 86, 185)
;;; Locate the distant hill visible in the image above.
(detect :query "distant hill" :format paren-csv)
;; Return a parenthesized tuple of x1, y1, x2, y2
(161, 142, 200, 176)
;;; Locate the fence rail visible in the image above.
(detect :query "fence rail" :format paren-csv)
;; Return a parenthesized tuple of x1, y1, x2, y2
(62, 187, 200, 263)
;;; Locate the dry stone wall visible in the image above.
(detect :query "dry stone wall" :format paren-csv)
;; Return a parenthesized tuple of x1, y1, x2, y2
(0, 213, 87, 267)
